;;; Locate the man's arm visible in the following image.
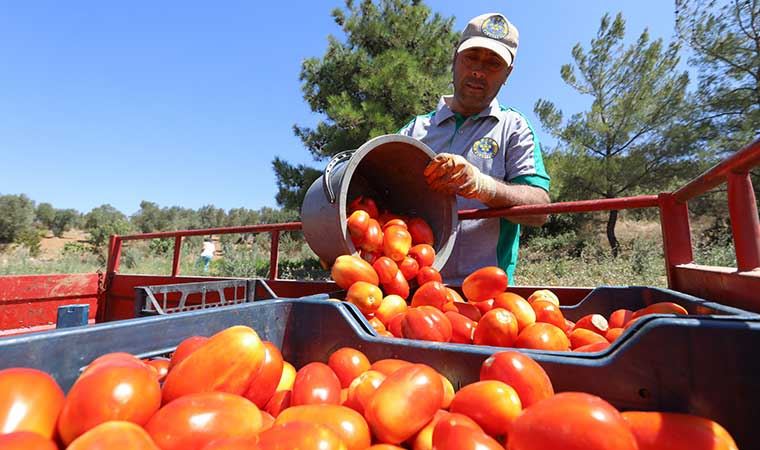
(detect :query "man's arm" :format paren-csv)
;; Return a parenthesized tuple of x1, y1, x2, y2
(480, 178, 550, 226)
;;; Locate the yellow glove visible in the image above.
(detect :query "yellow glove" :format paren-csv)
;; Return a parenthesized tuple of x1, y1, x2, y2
(423, 153, 501, 203)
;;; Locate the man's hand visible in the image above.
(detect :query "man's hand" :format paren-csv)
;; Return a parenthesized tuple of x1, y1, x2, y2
(423, 153, 500, 203)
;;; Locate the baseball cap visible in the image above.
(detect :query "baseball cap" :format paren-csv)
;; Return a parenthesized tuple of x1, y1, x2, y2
(457, 13, 519, 67)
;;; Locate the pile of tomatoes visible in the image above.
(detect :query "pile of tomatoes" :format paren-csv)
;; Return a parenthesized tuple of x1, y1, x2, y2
(0, 324, 737, 449)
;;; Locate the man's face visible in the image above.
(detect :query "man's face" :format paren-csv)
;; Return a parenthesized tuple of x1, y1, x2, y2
(451, 47, 511, 115)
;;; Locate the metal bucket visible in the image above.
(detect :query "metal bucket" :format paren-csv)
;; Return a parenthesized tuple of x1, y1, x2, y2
(301, 134, 458, 269)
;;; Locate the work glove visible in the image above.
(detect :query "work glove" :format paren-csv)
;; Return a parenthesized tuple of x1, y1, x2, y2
(423, 153, 500, 203)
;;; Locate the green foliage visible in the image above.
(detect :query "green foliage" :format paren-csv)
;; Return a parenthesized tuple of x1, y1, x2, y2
(35, 202, 56, 228)
(273, 0, 458, 210)
(84, 204, 133, 255)
(0, 194, 36, 244)
(51, 209, 80, 237)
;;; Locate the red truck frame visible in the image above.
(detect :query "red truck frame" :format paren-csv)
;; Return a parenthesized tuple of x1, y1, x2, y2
(1, 139, 758, 335)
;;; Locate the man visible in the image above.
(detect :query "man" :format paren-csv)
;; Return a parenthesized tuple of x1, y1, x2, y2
(398, 12, 551, 284)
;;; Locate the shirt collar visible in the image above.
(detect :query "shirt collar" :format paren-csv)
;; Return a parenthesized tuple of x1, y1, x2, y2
(432, 95, 502, 126)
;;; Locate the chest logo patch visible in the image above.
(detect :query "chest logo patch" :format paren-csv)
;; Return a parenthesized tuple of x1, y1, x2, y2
(471, 137, 499, 159)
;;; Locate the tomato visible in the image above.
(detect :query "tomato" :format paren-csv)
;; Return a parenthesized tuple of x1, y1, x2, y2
(368, 316, 387, 334)
(387, 312, 406, 337)
(364, 364, 444, 444)
(432, 421, 504, 450)
(275, 404, 370, 450)
(328, 347, 371, 388)
(526, 289, 560, 306)
(382, 269, 410, 300)
(514, 323, 570, 351)
(409, 409, 447, 450)
(493, 292, 536, 331)
(407, 217, 435, 246)
(0, 368, 64, 439)
(450, 380, 522, 437)
(346, 281, 384, 316)
(57, 364, 161, 445)
(145, 357, 170, 381)
(462, 266, 509, 302)
(531, 300, 566, 329)
(444, 311, 477, 344)
(450, 300, 482, 322)
(200, 436, 261, 450)
(410, 281, 449, 310)
(375, 295, 408, 325)
(349, 196, 379, 219)
(373, 257, 400, 285)
(361, 218, 384, 253)
(243, 341, 284, 408)
(146, 392, 262, 450)
(608, 309, 634, 329)
(621, 411, 738, 450)
(276, 361, 296, 391)
(569, 328, 608, 350)
(563, 319, 575, 334)
(292, 362, 342, 406)
(67, 421, 159, 450)
(360, 250, 382, 265)
(256, 421, 348, 450)
(402, 306, 453, 342)
(473, 308, 519, 348)
(366, 445, 406, 450)
(332, 255, 380, 289)
(377, 211, 402, 226)
(162, 325, 265, 404)
(508, 392, 637, 450)
(398, 256, 420, 280)
(260, 411, 275, 431)
(473, 299, 495, 315)
(347, 210, 371, 244)
(416, 266, 443, 285)
(383, 225, 412, 261)
(409, 244, 436, 268)
(264, 390, 291, 417)
(445, 288, 465, 303)
(480, 351, 554, 408)
(573, 314, 609, 335)
(345, 370, 386, 415)
(170, 336, 209, 370)
(631, 302, 688, 320)
(574, 342, 610, 352)
(369, 359, 412, 376)
(605, 327, 624, 342)
(82, 352, 148, 377)
(0, 432, 57, 450)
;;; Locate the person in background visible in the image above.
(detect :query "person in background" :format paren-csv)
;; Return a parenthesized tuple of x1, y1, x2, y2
(200, 237, 215, 272)
(398, 12, 551, 284)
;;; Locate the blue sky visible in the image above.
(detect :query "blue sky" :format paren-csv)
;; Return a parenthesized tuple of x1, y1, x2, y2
(0, 1, 682, 215)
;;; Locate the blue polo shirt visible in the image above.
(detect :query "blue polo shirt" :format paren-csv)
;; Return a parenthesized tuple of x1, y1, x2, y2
(399, 95, 550, 284)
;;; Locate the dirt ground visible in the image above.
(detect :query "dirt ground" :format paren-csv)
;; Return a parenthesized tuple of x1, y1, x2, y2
(38, 229, 89, 260)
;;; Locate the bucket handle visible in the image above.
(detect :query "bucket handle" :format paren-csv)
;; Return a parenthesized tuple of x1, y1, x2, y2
(323, 150, 355, 203)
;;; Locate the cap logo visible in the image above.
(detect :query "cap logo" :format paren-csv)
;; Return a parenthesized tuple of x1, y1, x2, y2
(481, 15, 508, 39)
(471, 137, 499, 159)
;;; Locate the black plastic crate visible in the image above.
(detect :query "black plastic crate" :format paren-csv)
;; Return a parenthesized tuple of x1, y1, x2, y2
(0, 297, 757, 447)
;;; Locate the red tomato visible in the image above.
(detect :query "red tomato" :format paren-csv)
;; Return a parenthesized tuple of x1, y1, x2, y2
(493, 292, 536, 331)
(243, 341, 284, 408)
(432, 421, 504, 450)
(382, 218, 408, 229)
(480, 351, 554, 408)
(407, 217, 435, 246)
(446, 288, 466, 303)
(398, 256, 420, 280)
(526, 289, 560, 306)
(382, 269, 410, 300)
(82, 352, 148, 376)
(373, 257, 399, 285)
(369, 359, 412, 376)
(264, 390, 291, 418)
(347, 210, 371, 243)
(375, 295, 408, 326)
(146, 392, 262, 450)
(349, 196, 379, 218)
(608, 309, 634, 329)
(402, 306, 453, 342)
(574, 341, 611, 352)
(328, 347, 371, 388)
(200, 436, 261, 450)
(345, 370, 386, 415)
(67, 421, 159, 450)
(365, 446, 405, 450)
(409, 244, 436, 267)
(514, 323, 570, 351)
(346, 281, 384, 316)
(569, 328, 608, 350)
(377, 211, 402, 226)
(508, 392, 637, 450)
(409, 409, 448, 450)
(606, 327, 624, 342)
(292, 362, 342, 406)
(462, 266, 509, 302)
(631, 302, 688, 320)
(276, 361, 296, 391)
(162, 325, 265, 404)
(473, 299, 495, 315)
(417, 266, 443, 285)
(332, 255, 380, 289)
(410, 281, 449, 310)
(58, 364, 161, 445)
(451, 300, 482, 322)
(275, 404, 370, 450)
(450, 380, 522, 436)
(573, 314, 609, 335)
(255, 421, 348, 450)
(364, 364, 443, 444)
(0, 368, 64, 439)
(387, 311, 406, 338)
(260, 411, 275, 431)
(473, 308, 519, 347)
(360, 250, 382, 265)
(445, 310, 477, 344)
(531, 300, 566, 329)
(145, 357, 170, 382)
(0, 432, 57, 450)
(383, 225, 412, 261)
(170, 336, 209, 370)
(621, 411, 738, 450)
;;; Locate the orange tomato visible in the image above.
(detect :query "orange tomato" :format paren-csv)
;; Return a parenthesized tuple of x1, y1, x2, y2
(328, 347, 371, 388)
(382, 218, 408, 229)
(402, 306, 453, 342)
(621, 411, 738, 450)
(531, 300, 566, 329)
(200, 435, 261, 450)
(363, 218, 385, 253)
(170, 336, 209, 370)
(347, 210, 371, 244)
(631, 302, 688, 320)
(145, 392, 262, 450)
(462, 266, 509, 302)
(346, 281, 384, 316)
(514, 323, 570, 351)
(605, 327, 624, 342)
(80, 352, 149, 379)
(526, 289, 560, 306)
(377, 211, 402, 226)
(373, 256, 399, 285)
(508, 392, 637, 450)
(366, 445, 405, 450)
(409, 244, 436, 268)
(573, 314, 609, 335)
(260, 411, 275, 431)
(375, 295, 408, 325)
(417, 266, 443, 285)
(480, 351, 554, 408)
(264, 390, 291, 417)
(0, 368, 64, 439)
(360, 250, 382, 265)
(332, 255, 380, 290)
(407, 217, 435, 246)
(292, 362, 342, 406)
(473, 308, 519, 348)
(608, 309, 634, 329)
(387, 313, 406, 337)
(368, 317, 387, 334)
(569, 328, 608, 350)
(383, 225, 412, 261)
(58, 364, 161, 445)
(444, 310, 477, 344)
(145, 357, 170, 382)
(349, 196, 379, 219)
(382, 269, 410, 300)
(449, 380, 522, 436)
(493, 292, 536, 331)
(574, 341, 611, 352)
(409, 409, 447, 450)
(473, 299, 495, 315)
(276, 361, 296, 391)
(369, 359, 412, 376)
(399, 256, 420, 280)
(0, 431, 57, 450)
(275, 404, 370, 450)
(451, 300, 482, 322)
(411, 281, 449, 310)
(445, 287, 466, 303)
(162, 325, 265, 404)
(364, 364, 443, 444)
(432, 421, 504, 450)
(243, 341, 284, 408)
(255, 421, 348, 450)
(439, 374, 455, 409)
(67, 421, 159, 450)
(345, 370, 386, 415)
